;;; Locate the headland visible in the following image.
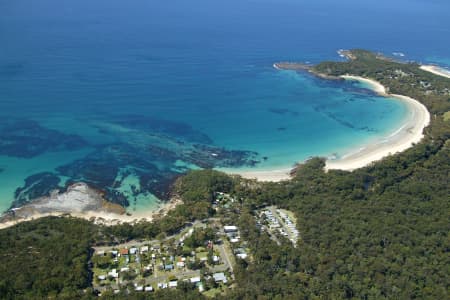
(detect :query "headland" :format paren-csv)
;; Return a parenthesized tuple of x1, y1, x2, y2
(0, 182, 182, 229)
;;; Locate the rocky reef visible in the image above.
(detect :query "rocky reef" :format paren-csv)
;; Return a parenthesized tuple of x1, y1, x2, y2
(4, 115, 262, 209)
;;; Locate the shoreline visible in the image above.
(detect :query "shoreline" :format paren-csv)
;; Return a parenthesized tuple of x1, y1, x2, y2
(420, 65, 450, 79)
(226, 74, 430, 181)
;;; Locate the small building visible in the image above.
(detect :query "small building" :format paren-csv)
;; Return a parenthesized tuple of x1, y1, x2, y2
(135, 286, 143, 292)
(111, 250, 118, 257)
(119, 248, 129, 256)
(190, 276, 201, 283)
(158, 282, 168, 289)
(169, 281, 178, 288)
(224, 225, 238, 233)
(145, 286, 153, 292)
(130, 247, 138, 255)
(108, 269, 119, 278)
(164, 264, 174, 271)
(213, 255, 220, 263)
(140, 246, 149, 253)
(98, 275, 106, 280)
(120, 267, 129, 273)
(96, 250, 105, 256)
(176, 261, 185, 268)
(213, 272, 227, 283)
(236, 253, 247, 259)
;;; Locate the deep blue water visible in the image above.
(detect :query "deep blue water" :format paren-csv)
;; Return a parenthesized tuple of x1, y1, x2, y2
(1, 0, 449, 212)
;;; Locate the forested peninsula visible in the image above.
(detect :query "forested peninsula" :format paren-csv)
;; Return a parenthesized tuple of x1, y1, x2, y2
(0, 50, 449, 299)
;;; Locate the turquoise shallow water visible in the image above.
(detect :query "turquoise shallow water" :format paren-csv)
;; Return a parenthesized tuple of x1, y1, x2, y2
(0, 0, 449, 212)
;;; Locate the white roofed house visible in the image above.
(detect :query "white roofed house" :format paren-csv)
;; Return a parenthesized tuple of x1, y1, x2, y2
(145, 286, 153, 292)
(140, 246, 149, 254)
(213, 272, 228, 284)
(98, 275, 107, 281)
(224, 225, 238, 233)
(190, 276, 201, 283)
(108, 269, 119, 278)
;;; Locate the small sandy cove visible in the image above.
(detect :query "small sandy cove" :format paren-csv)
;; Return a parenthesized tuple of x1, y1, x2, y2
(232, 75, 431, 181)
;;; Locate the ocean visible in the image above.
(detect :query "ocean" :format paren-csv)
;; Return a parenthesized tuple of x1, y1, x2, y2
(1, 0, 449, 213)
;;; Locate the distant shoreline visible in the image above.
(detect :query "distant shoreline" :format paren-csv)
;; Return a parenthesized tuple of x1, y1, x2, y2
(420, 65, 450, 79)
(225, 72, 431, 181)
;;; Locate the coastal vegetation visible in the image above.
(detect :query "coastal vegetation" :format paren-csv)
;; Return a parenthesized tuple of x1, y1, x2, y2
(0, 50, 449, 299)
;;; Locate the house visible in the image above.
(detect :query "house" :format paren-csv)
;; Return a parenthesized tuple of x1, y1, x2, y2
(145, 286, 153, 292)
(213, 272, 227, 283)
(144, 265, 152, 271)
(213, 255, 220, 263)
(236, 253, 247, 259)
(230, 238, 240, 243)
(108, 269, 119, 278)
(120, 267, 129, 273)
(176, 261, 185, 268)
(190, 276, 201, 283)
(158, 282, 168, 289)
(111, 250, 118, 257)
(119, 248, 129, 256)
(97, 250, 105, 256)
(140, 246, 149, 253)
(164, 264, 174, 271)
(130, 247, 138, 255)
(135, 286, 143, 292)
(169, 281, 178, 288)
(98, 275, 107, 280)
(224, 225, 238, 233)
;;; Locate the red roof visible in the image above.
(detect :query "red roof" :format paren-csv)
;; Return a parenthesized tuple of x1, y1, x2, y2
(120, 248, 129, 255)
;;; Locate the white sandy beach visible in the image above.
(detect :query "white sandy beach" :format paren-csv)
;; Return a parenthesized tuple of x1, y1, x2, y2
(228, 75, 431, 181)
(233, 168, 292, 182)
(420, 65, 450, 79)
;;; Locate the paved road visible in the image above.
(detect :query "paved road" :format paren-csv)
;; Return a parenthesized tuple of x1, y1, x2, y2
(215, 242, 234, 272)
(93, 221, 206, 253)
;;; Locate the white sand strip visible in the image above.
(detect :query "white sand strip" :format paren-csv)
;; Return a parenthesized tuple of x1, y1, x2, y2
(232, 168, 292, 182)
(420, 65, 450, 79)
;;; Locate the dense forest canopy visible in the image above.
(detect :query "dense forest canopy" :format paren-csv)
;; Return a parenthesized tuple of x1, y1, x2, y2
(0, 50, 449, 299)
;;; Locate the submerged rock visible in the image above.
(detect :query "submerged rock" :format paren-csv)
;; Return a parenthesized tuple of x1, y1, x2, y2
(12, 172, 62, 209)
(0, 118, 87, 158)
